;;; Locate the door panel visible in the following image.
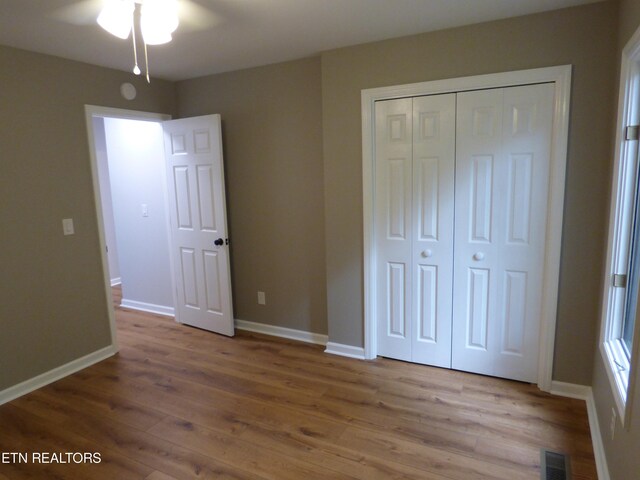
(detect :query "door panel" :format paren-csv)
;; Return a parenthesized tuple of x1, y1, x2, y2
(416, 157, 439, 240)
(173, 166, 193, 228)
(417, 264, 437, 342)
(388, 262, 407, 337)
(376, 98, 413, 361)
(203, 250, 223, 313)
(469, 155, 494, 243)
(375, 94, 455, 366)
(502, 270, 527, 354)
(163, 114, 234, 336)
(180, 247, 198, 307)
(452, 84, 554, 382)
(411, 94, 455, 367)
(466, 267, 490, 350)
(196, 165, 217, 231)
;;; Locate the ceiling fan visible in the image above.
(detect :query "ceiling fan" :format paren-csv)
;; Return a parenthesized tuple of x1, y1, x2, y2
(53, 0, 221, 32)
(52, 0, 222, 81)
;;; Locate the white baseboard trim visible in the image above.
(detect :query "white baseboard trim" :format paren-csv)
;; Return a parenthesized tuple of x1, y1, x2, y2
(550, 380, 591, 400)
(585, 388, 611, 480)
(235, 319, 328, 346)
(0, 344, 117, 406)
(550, 381, 610, 480)
(324, 342, 366, 360)
(120, 299, 174, 317)
(110, 277, 121, 286)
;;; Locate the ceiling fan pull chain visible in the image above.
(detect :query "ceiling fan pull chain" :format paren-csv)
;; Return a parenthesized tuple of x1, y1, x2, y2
(131, 13, 141, 75)
(144, 40, 150, 83)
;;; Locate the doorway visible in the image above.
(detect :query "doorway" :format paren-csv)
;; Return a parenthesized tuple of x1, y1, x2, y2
(361, 66, 572, 391)
(86, 106, 173, 347)
(85, 106, 235, 344)
(92, 114, 175, 316)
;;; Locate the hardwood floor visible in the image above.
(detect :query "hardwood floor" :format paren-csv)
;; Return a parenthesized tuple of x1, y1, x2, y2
(0, 287, 597, 479)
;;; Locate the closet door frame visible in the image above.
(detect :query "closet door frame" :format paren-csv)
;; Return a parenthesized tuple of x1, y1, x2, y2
(361, 65, 572, 392)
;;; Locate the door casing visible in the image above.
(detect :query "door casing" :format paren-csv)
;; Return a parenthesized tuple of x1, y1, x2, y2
(85, 105, 173, 352)
(361, 65, 572, 391)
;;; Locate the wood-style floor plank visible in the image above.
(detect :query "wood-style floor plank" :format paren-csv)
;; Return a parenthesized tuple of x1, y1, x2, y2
(145, 472, 179, 480)
(0, 287, 597, 479)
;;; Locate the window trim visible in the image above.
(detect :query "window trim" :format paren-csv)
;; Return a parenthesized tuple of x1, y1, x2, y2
(600, 24, 640, 428)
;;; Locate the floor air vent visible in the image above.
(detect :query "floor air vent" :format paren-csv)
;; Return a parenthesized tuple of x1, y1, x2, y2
(541, 450, 571, 480)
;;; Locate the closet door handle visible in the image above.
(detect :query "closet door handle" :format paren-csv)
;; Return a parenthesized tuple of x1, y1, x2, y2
(473, 252, 485, 261)
(421, 250, 433, 258)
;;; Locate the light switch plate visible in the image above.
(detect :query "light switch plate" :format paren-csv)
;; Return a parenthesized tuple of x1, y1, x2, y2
(62, 218, 74, 236)
(258, 291, 266, 305)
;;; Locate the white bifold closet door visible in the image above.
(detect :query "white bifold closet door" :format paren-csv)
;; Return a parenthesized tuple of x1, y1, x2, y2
(452, 85, 554, 382)
(375, 94, 456, 368)
(375, 83, 554, 383)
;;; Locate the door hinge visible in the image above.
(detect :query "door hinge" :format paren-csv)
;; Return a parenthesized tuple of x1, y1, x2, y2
(625, 125, 639, 141)
(613, 274, 628, 288)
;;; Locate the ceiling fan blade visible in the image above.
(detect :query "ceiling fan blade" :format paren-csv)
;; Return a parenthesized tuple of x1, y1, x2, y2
(178, 0, 224, 31)
(51, 0, 104, 26)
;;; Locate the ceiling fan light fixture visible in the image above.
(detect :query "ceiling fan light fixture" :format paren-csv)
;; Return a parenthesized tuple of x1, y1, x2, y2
(97, 0, 134, 39)
(141, 28, 173, 45)
(141, 0, 179, 45)
(97, 0, 180, 82)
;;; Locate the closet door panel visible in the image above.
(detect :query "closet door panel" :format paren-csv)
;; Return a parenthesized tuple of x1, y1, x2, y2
(375, 98, 413, 361)
(411, 94, 456, 367)
(452, 84, 554, 382)
(496, 83, 553, 381)
(452, 88, 503, 377)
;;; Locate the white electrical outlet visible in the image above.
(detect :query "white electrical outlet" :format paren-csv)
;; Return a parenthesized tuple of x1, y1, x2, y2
(258, 291, 266, 305)
(610, 408, 617, 440)
(62, 218, 75, 236)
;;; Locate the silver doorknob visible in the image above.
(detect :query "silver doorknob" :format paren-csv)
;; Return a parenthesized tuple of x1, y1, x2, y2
(421, 249, 433, 258)
(473, 252, 485, 261)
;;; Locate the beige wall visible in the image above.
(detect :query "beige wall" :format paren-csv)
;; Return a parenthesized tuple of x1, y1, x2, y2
(177, 57, 327, 335)
(321, 1, 618, 384)
(0, 46, 176, 390)
(618, 0, 640, 50)
(591, 2, 640, 479)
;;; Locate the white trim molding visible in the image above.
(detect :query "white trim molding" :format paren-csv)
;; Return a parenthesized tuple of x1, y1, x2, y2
(361, 65, 572, 393)
(234, 318, 367, 359)
(598, 23, 640, 429)
(110, 277, 122, 286)
(325, 342, 366, 360)
(84, 105, 172, 353)
(0, 345, 117, 406)
(550, 380, 591, 400)
(235, 319, 328, 346)
(550, 382, 611, 480)
(120, 299, 175, 317)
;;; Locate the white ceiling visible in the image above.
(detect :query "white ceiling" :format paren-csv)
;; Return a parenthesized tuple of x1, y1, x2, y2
(0, 0, 604, 81)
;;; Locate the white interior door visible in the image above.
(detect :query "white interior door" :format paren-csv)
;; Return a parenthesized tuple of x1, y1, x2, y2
(411, 94, 456, 367)
(452, 84, 554, 382)
(163, 114, 234, 336)
(375, 98, 413, 361)
(375, 94, 456, 367)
